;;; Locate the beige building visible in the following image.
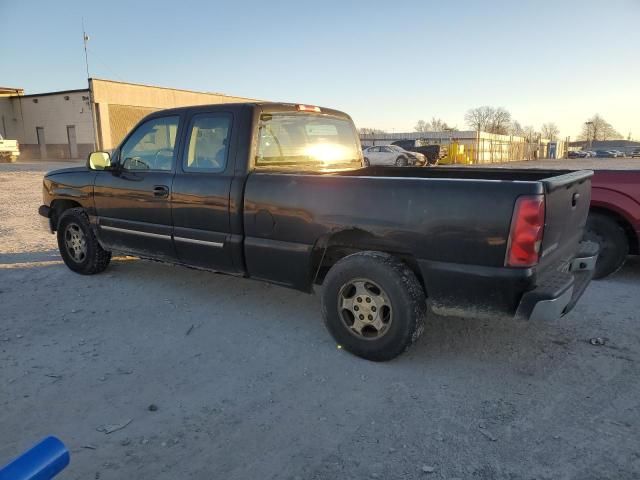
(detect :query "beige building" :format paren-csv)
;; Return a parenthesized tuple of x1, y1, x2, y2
(0, 78, 257, 160)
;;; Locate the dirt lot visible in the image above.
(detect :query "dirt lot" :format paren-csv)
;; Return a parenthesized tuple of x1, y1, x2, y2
(1, 162, 639, 480)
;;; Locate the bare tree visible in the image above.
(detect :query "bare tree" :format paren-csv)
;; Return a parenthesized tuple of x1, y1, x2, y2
(465, 106, 511, 134)
(415, 117, 454, 133)
(541, 122, 560, 141)
(579, 114, 623, 141)
(359, 127, 386, 135)
(414, 120, 428, 133)
(488, 107, 512, 135)
(465, 106, 493, 131)
(510, 120, 526, 137)
(522, 125, 538, 141)
(428, 117, 451, 131)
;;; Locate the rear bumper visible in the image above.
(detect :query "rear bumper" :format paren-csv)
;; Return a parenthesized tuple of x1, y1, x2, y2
(515, 241, 598, 321)
(38, 205, 54, 233)
(418, 241, 598, 321)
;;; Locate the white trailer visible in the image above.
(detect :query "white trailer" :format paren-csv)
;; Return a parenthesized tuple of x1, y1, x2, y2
(0, 134, 20, 162)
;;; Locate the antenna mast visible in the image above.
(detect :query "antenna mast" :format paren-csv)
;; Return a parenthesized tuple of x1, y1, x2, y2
(82, 18, 98, 151)
(82, 18, 90, 81)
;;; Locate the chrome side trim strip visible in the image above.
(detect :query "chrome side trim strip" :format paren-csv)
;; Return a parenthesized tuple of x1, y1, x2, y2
(174, 236, 224, 248)
(100, 225, 171, 240)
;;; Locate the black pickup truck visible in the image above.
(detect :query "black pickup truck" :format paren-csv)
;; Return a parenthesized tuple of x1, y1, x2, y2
(39, 102, 597, 361)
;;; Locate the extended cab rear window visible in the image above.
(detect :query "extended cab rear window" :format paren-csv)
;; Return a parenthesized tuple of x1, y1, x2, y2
(256, 113, 362, 171)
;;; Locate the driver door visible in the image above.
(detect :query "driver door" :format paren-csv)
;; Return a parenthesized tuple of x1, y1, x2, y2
(93, 114, 181, 260)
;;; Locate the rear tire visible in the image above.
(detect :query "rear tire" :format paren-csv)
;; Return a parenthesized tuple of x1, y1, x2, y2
(57, 208, 112, 275)
(321, 251, 427, 361)
(584, 212, 628, 279)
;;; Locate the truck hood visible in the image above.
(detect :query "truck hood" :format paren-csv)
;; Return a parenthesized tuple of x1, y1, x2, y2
(45, 166, 88, 177)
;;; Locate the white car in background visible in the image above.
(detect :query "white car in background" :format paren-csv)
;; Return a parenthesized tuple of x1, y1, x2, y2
(362, 145, 425, 167)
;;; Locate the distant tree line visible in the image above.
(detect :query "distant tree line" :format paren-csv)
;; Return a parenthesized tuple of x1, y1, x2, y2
(462, 106, 623, 142)
(414, 118, 456, 133)
(358, 127, 387, 135)
(361, 108, 624, 142)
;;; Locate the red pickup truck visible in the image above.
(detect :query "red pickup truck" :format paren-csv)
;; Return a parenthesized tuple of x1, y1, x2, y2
(586, 170, 640, 278)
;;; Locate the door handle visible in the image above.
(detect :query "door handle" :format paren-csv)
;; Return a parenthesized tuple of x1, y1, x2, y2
(153, 185, 169, 197)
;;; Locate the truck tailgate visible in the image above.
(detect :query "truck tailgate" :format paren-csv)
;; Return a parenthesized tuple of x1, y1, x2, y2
(539, 170, 593, 270)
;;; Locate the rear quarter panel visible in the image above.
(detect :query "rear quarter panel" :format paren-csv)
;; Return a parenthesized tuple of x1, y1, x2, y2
(242, 172, 541, 290)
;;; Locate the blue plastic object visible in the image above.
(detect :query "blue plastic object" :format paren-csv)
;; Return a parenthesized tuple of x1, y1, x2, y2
(0, 437, 69, 480)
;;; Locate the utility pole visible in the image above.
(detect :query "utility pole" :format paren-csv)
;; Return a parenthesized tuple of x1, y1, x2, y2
(585, 121, 594, 150)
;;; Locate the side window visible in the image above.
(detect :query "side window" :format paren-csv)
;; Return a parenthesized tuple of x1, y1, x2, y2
(183, 114, 232, 172)
(120, 116, 179, 171)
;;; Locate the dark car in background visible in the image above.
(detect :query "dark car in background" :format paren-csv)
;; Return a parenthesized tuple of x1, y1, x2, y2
(632, 149, 640, 158)
(390, 140, 446, 165)
(595, 150, 616, 158)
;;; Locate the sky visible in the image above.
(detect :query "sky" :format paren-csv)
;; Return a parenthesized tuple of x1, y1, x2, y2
(1, 0, 639, 139)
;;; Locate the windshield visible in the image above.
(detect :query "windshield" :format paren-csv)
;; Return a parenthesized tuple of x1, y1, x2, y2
(256, 113, 362, 171)
(388, 145, 405, 152)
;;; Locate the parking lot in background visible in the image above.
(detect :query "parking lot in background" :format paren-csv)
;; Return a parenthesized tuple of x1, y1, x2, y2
(1, 161, 639, 479)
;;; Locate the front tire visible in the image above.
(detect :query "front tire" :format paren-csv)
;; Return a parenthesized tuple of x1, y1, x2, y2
(57, 208, 112, 275)
(321, 252, 426, 361)
(363, 157, 370, 167)
(395, 156, 408, 167)
(584, 212, 628, 279)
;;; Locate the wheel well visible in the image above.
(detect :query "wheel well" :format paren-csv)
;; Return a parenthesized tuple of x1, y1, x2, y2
(310, 229, 425, 289)
(590, 207, 639, 255)
(50, 199, 82, 231)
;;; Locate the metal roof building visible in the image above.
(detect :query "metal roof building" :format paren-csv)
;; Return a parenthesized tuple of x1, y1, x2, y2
(0, 79, 256, 160)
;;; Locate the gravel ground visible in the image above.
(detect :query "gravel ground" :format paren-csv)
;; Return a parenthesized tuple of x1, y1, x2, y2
(1, 161, 639, 480)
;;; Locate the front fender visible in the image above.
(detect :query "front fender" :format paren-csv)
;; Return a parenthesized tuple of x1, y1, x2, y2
(44, 171, 96, 212)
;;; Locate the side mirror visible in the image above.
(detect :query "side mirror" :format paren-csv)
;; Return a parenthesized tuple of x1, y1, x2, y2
(87, 151, 111, 170)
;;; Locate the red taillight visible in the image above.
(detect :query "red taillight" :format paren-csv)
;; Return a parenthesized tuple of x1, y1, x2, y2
(297, 104, 321, 113)
(506, 195, 545, 267)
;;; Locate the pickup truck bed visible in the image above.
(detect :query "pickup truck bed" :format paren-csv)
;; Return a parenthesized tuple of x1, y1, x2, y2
(244, 166, 594, 319)
(462, 160, 640, 278)
(38, 102, 597, 361)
